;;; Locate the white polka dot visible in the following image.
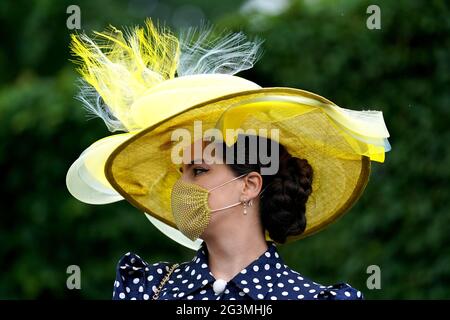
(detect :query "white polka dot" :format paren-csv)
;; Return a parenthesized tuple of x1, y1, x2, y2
(130, 258, 135, 264)
(258, 293, 264, 299)
(252, 278, 259, 283)
(239, 291, 245, 296)
(277, 283, 284, 288)
(130, 297, 136, 300)
(268, 283, 273, 288)
(297, 276, 304, 280)
(200, 290, 207, 295)
(282, 291, 288, 296)
(125, 287, 130, 293)
(176, 274, 182, 279)
(240, 268, 247, 274)
(138, 286, 143, 292)
(201, 263, 207, 269)
(156, 268, 163, 274)
(196, 274, 202, 280)
(188, 283, 194, 289)
(202, 297, 209, 300)
(241, 280, 248, 285)
(119, 292, 125, 299)
(172, 287, 179, 292)
(191, 269, 196, 276)
(187, 295, 194, 300)
(297, 294, 304, 299)
(182, 279, 188, 284)
(255, 285, 262, 289)
(270, 296, 277, 300)
(330, 291, 337, 296)
(274, 252, 279, 258)
(275, 263, 281, 269)
(264, 264, 270, 271)
(309, 289, 316, 293)
(133, 278, 139, 284)
(265, 275, 271, 280)
(253, 265, 259, 272)
(293, 286, 300, 291)
(243, 288, 250, 293)
(202, 279, 208, 286)
(225, 289, 230, 294)
(178, 292, 185, 298)
(230, 297, 236, 300)
(185, 266, 190, 272)
(303, 283, 310, 287)
(265, 252, 271, 258)
(288, 279, 295, 284)
(114, 281, 119, 288)
(345, 291, 351, 297)
(283, 271, 289, 275)
(357, 291, 362, 298)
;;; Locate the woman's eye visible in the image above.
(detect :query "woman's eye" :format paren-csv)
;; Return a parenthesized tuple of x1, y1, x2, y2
(193, 167, 208, 176)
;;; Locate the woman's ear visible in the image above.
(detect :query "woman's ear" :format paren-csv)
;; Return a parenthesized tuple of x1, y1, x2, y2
(242, 172, 263, 200)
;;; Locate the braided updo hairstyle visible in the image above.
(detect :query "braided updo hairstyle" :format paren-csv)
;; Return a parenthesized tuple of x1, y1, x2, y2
(218, 134, 313, 243)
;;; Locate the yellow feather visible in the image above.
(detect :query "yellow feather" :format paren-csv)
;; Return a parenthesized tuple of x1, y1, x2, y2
(70, 18, 180, 132)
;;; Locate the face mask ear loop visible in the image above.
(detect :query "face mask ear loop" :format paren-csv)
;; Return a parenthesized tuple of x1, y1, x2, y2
(209, 201, 243, 213)
(207, 173, 248, 192)
(258, 182, 273, 199)
(207, 173, 248, 213)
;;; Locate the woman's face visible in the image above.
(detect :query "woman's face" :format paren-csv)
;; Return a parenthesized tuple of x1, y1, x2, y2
(178, 139, 247, 239)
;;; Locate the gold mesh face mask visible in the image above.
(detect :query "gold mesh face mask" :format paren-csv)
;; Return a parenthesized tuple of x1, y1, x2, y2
(171, 173, 248, 240)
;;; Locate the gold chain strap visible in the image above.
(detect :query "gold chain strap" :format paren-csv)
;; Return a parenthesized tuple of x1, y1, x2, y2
(152, 263, 179, 300)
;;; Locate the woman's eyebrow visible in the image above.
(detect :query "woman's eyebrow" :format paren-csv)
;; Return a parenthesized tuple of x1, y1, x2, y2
(183, 159, 204, 170)
(189, 159, 204, 165)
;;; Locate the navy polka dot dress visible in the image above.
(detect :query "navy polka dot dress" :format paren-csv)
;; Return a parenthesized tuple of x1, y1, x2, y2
(113, 241, 364, 300)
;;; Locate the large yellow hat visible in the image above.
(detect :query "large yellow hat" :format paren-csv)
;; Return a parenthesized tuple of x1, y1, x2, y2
(66, 19, 390, 251)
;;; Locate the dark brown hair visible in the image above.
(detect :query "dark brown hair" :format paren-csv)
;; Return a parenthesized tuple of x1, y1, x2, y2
(218, 135, 313, 243)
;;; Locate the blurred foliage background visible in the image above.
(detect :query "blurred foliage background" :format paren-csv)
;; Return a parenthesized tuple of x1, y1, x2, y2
(0, 0, 449, 299)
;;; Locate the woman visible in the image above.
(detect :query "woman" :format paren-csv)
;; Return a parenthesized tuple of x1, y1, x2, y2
(65, 19, 390, 300)
(113, 136, 365, 300)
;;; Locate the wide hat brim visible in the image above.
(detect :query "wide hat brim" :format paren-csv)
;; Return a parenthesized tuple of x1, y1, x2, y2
(102, 87, 388, 246)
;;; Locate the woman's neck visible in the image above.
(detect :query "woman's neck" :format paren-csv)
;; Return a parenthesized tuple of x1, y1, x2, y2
(204, 232, 268, 282)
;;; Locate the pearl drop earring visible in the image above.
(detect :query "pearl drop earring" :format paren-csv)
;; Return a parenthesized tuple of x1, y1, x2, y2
(243, 197, 247, 215)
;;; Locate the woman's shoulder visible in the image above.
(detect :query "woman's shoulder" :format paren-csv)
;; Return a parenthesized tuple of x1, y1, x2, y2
(112, 251, 174, 300)
(315, 282, 364, 300)
(271, 265, 364, 300)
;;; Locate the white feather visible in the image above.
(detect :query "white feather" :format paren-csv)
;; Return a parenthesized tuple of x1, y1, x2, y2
(177, 21, 264, 76)
(75, 79, 127, 132)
